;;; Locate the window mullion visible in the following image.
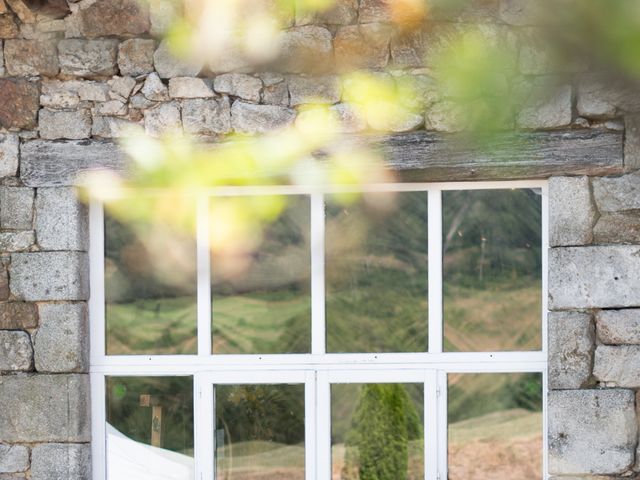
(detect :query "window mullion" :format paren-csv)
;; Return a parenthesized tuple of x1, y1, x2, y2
(197, 195, 212, 356)
(436, 370, 448, 480)
(89, 201, 106, 361)
(428, 189, 443, 354)
(311, 192, 326, 355)
(90, 372, 107, 480)
(316, 371, 331, 480)
(425, 370, 439, 480)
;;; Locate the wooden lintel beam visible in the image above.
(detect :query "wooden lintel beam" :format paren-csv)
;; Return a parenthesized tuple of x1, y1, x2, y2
(19, 129, 624, 187)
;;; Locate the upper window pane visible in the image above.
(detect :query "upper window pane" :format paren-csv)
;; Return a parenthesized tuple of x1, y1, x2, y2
(326, 192, 429, 353)
(443, 189, 542, 352)
(211, 195, 311, 354)
(105, 199, 197, 355)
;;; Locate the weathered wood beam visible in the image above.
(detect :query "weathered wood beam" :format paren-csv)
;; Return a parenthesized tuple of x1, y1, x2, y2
(374, 128, 624, 182)
(20, 129, 623, 187)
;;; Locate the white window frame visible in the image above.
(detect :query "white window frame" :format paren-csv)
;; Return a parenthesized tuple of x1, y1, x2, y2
(90, 180, 549, 480)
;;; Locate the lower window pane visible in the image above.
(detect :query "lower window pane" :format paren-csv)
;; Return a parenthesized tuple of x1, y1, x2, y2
(106, 376, 194, 480)
(215, 384, 305, 479)
(448, 373, 543, 480)
(332, 383, 424, 480)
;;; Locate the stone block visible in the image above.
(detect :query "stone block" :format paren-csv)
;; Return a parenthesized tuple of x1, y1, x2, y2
(31, 443, 90, 480)
(334, 24, 392, 70)
(4, 39, 58, 76)
(548, 389, 636, 475)
(118, 38, 155, 77)
(182, 97, 231, 136)
(593, 212, 640, 244)
(169, 77, 214, 99)
(597, 309, 640, 344)
(0, 187, 33, 230)
(213, 74, 261, 103)
(548, 311, 594, 389)
(20, 140, 125, 187)
(288, 75, 341, 106)
(58, 39, 119, 77)
(154, 40, 202, 78)
(231, 101, 295, 134)
(34, 303, 87, 373)
(0, 14, 19, 38)
(359, 0, 391, 22)
(40, 80, 82, 109)
(517, 82, 572, 129)
(35, 187, 88, 251)
(295, 0, 356, 25)
(38, 109, 92, 140)
(0, 231, 35, 252)
(549, 246, 640, 309)
(96, 100, 127, 116)
(0, 302, 38, 329)
(144, 101, 181, 137)
(330, 103, 367, 133)
(108, 76, 136, 100)
(391, 29, 427, 69)
(79, 0, 149, 37)
(499, 0, 541, 25)
(77, 81, 109, 102)
(0, 78, 39, 129)
(262, 77, 289, 106)
(92, 115, 138, 138)
(10, 252, 89, 301)
(0, 265, 7, 301)
(577, 74, 640, 118)
(141, 71, 168, 101)
(0, 331, 32, 372)
(593, 345, 640, 387)
(0, 445, 29, 473)
(278, 26, 333, 73)
(625, 114, 640, 171)
(549, 176, 596, 246)
(0, 134, 18, 178)
(149, 0, 181, 37)
(592, 171, 640, 212)
(0, 374, 90, 442)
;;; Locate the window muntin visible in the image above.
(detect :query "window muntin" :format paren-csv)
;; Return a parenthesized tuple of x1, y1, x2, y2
(91, 181, 548, 480)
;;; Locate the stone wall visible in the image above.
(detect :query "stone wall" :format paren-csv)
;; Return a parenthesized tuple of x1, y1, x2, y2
(0, 0, 639, 478)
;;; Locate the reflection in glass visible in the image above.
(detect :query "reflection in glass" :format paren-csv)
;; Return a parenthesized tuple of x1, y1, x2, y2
(106, 376, 194, 480)
(332, 383, 424, 480)
(215, 384, 305, 480)
(105, 199, 197, 355)
(443, 189, 542, 352)
(448, 373, 543, 480)
(326, 192, 428, 353)
(211, 196, 311, 354)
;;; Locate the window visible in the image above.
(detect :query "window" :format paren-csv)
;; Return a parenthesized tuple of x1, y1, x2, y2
(90, 181, 548, 480)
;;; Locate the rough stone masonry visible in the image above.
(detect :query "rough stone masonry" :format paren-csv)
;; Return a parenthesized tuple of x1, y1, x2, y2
(0, 0, 639, 478)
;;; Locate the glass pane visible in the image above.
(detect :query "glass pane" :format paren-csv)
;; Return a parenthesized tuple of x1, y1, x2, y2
(211, 196, 311, 354)
(106, 376, 194, 480)
(326, 192, 428, 353)
(448, 372, 543, 480)
(105, 199, 197, 355)
(215, 384, 305, 479)
(332, 383, 424, 480)
(443, 189, 542, 352)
